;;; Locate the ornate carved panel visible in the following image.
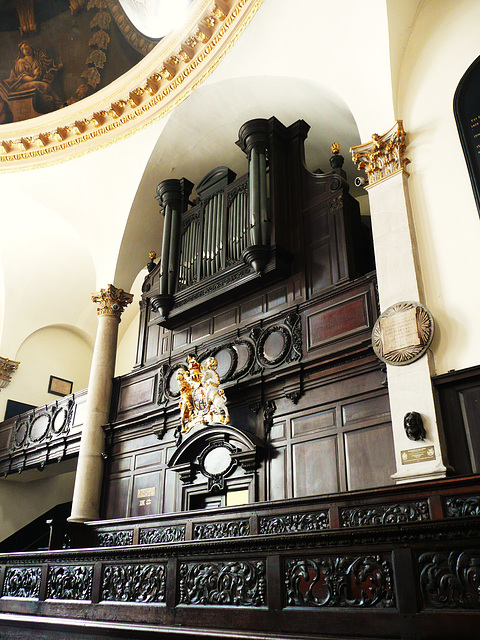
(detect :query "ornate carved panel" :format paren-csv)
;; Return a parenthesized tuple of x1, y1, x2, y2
(10, 399, 75, 452)
(2, 566, 42, 599)
(101, 564, 166, 603)
(179, 560, 265, 606)
(341, 500, 430, 527)
(285, 555, 394, 608)
(445, 496, 480, 518)
(46, 565, 93, 601)
(259, 512, 329, 534)
(419, 550, 480, 609)
(157, 312, 302, 406)
(138, 525, 186, 545)
(97, 530, 134, 547)
(193, 519, 250, 540)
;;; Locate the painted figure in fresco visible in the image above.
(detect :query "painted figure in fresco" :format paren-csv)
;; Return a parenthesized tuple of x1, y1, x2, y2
(0, 98, 12, 124)
(5, 42, 62, 114)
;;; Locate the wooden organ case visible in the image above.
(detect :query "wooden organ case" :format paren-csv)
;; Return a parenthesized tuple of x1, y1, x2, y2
(103, 117, 394, 520)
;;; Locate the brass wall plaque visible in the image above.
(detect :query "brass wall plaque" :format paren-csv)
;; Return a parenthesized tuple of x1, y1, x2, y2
(137, 487, 155, 499)
(401, 446, 436, 465)
(372, 301, 434, 365)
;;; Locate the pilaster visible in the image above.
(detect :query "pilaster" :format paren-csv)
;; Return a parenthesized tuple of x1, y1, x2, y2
(351, 122, 448, 483)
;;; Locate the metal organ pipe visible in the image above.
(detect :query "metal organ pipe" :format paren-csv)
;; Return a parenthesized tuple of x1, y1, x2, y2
(159, 202, 172, 296)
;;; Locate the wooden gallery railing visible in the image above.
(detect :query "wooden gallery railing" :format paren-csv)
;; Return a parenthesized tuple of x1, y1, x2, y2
(0, 476, 479, 639)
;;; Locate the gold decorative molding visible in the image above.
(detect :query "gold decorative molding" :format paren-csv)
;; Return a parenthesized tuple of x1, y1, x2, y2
(0, 0, 264, 171)
(350, 121, 410, 188)
(0, 357, 20, 389)
(92, 284, 133, 319)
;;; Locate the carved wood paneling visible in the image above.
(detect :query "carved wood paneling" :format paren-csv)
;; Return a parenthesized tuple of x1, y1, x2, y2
(2, 566, 42, 599)
(419, 550, 480, 609)
(179, 560, 266, 606)
(285, 555, 395, 608)
(138, 526, 186, 545)
(193, 520, 250, 540)
(101, 564, 166, 603)
(46, 565, 93, 600)
(341, 501, 430, 527)
(259, 512, 329, 534)
(97, 530, 134, 547)
(445, 495, 480, 518)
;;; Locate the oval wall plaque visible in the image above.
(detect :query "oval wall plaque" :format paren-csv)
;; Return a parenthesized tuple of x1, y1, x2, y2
(372, 301, 434, 366)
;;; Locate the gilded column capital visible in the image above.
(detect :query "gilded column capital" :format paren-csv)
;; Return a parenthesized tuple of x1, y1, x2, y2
(92, 284, 133, 320)
(350, 121, 410, 188)
(0, 357, 20, 388)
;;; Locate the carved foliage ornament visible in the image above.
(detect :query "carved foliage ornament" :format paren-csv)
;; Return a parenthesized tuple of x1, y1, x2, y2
(139, 525, 186, 545)
(97, 530, 134, 547)
(46, 565, 93, 600)
(179, 560, 265, 606)
(372, 301, 434, 366)
(3, 566, 42, 599)
(350, 120, 411, 187)
(92, 283, 133, 319)
(419, 550, 480, 609)
(285, 555, 394, 608)
(341, 500, 430, 528)
(102, 563, 166, 603)
(0, 356, 20, 388)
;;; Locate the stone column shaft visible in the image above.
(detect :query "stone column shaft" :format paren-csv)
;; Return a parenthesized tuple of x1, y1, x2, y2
(69, 284, 132, 523)
(351, 122, 447, 483)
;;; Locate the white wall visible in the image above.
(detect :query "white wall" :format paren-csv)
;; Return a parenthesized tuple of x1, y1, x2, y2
(398, 0, 480, 374)
(0, 325, 92, 419)
(0, 463, 76, 542)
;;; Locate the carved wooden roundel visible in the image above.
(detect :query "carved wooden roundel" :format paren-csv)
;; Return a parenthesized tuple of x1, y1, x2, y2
(256, 325, 292, 367)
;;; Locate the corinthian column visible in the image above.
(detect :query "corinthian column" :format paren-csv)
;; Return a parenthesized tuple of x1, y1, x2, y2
(69, 284, 133, 523)
(351, 122, 448, 483)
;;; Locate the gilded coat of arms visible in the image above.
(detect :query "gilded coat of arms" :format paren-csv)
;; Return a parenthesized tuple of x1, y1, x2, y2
(176, 356, 230, 434)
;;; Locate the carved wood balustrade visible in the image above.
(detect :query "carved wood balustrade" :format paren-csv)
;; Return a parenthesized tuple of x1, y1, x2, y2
(0, 389, 86, 476)
(0, 475, 479, 639)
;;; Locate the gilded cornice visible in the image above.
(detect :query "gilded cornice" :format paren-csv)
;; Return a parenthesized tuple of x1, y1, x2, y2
(92, 284, 133, 319)
(0, 0, 263, 171)
(350, 121, 411, 188)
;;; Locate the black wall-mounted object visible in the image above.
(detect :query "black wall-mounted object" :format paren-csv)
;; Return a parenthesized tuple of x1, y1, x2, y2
(454, 54, 480, 216)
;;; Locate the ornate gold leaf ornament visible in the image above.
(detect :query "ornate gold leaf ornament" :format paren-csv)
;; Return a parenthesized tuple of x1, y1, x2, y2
(0, 0, 264, 171)
(92, 284, 133, 319)
(0, 357, 20, 389)
(350, 120, 410, 187)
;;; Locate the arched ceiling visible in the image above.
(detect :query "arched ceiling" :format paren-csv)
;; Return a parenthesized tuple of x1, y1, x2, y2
(0, 0, 424, 384)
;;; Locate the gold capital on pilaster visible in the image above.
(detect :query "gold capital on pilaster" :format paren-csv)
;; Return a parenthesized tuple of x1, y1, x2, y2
(0, 357, 20, 388)
(92, 284, 133, 319)
(350, 121, 411, 188)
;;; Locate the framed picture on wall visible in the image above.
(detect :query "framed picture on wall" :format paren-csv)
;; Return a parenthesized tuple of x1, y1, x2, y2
(48, 375, 73, 397)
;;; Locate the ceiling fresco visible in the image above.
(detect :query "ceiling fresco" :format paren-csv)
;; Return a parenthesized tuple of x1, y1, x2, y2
(0, 0, 161, 124)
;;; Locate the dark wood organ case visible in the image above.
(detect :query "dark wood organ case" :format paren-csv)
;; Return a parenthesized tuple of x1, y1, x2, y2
(103, 116, 393, 520)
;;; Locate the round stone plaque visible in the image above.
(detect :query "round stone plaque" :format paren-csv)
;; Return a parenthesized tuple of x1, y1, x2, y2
(372, 301, 434, 366)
